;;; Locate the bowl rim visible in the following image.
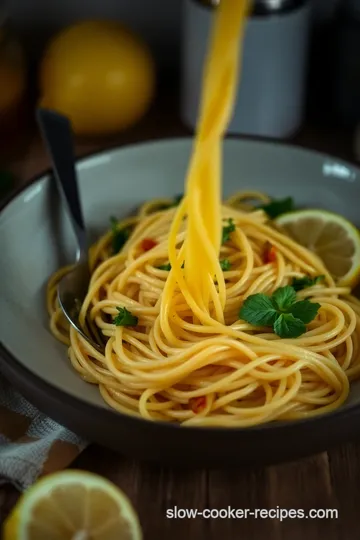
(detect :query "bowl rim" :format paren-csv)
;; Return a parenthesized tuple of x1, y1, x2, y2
(2, 133, 359, 215)
(1, 135, 360, 436)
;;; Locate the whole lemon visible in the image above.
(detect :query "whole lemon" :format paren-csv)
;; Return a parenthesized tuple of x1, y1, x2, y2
(39, 20, 156, 136)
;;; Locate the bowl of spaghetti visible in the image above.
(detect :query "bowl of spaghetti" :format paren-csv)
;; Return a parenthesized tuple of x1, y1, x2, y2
(1, 136, 360, 466)
(1, 1, 360, 465)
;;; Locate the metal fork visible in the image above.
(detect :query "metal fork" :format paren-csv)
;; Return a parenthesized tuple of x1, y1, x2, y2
(37, 108, 105, 352)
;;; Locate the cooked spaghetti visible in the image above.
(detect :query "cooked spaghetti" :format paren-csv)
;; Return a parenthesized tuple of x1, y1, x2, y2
(47, 190, 360, 427)
(47, 0, 360, 427)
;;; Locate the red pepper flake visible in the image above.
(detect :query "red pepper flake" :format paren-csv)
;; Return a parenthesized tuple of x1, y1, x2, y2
(141, 238, 158, 251)
(190, 396, 207, 414)
(264, 243, 277, 263)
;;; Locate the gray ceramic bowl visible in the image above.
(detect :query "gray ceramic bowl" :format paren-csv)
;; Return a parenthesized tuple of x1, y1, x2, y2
(1, 138, 360, 466)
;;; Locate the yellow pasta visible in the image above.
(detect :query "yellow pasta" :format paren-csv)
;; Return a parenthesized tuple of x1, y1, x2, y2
(46, 1, 360, 427)
(47, 195, 360, 427)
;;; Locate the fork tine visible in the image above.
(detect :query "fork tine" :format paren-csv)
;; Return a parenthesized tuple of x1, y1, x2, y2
(85, 315, 107, 349)
(76, 312, 104, 352)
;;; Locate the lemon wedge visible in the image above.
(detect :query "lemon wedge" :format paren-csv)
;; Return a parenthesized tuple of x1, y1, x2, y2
(3, 470, 142, 540)
(275, 209, 360, 288)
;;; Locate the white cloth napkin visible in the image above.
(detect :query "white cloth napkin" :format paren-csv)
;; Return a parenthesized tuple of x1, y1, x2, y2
(0, 375, 87, 491)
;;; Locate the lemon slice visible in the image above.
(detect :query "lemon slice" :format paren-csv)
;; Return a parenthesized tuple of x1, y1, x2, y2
(3, 470, 142, 540)
(275, 209, 360, 287)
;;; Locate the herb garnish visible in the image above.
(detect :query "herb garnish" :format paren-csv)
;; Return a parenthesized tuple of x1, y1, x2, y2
(158, 263, 172, 271)
(110, 217, 131, 254)
(260, 197, 294, 219)
(291, 275, 325, 292)
(113, 307, 138, 327)
(157, 261, 185, 271)
(239, 285, 320, 338)
(220, 259, 231, 271)
(222, 218, 236, 243)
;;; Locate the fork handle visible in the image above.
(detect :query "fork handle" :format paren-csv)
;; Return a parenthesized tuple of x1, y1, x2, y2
(37, 108, 88, 261)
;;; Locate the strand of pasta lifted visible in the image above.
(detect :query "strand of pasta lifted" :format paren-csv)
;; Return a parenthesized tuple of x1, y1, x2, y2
(47, 0, 360, 426)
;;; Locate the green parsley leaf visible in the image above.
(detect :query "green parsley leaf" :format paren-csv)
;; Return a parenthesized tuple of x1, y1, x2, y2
(157, 262, 184, 270)
(291, 275, 325, 292)
(260, 197, 294, 219)
(240, 294, 278, 326)
(113, 307, 138, 327)
(288, 300, 320, 324)
(222, 218, 236, 243)
(274, 313, 306, 338)
(272, 286, 297, 311)
(220, 259, 231, 271)
(158, 263, 171, 271)
(110, 217, 131, 254)
(239, 285, 320, 338)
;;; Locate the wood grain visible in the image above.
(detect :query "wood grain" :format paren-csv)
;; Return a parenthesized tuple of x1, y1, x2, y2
(67, 443, 359, 540)
(2, 443, 360, 538)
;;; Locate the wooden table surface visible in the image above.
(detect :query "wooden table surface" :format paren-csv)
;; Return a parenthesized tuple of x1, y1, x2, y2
(1, 98, 360, 539)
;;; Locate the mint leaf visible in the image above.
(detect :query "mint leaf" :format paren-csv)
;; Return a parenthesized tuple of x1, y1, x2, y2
(110, 217, 131, 254)
(291, 275, 325, 292)
(288, 300, 320, 324)
(220, 259, 231, 271)
(260, 197, 294, 219)
(272, 286, 297, 311)
(113, 307, 138, 326)
(222, 218, 236, 243)
(158, 263, 171, 271)
(274, 313, 306, 338)
(240, 294, 278, 326)
(239, 285, 319, 338)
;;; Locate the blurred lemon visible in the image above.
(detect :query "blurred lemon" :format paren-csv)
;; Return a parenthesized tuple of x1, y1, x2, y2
(39, 20, 156, 136)
(3, 470, 142, 539)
